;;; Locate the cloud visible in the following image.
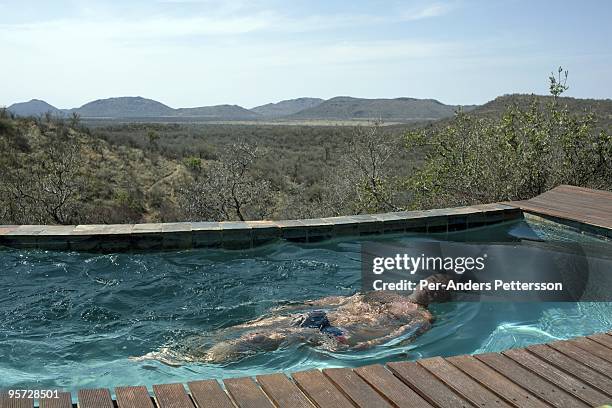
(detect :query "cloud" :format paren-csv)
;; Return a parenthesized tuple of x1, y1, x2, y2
(402, 3, 453, 20)
(0, 14, 277, 43)
(251, 39, 461, 68)
(0, 2, 455, 43)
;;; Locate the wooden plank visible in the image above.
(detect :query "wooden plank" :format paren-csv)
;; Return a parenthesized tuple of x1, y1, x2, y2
(292, 369, 355, 408)
(556, 184, 612, 198)
(503, 348, 610, 407)
(188, 380, 235, 408)
(509, 185, 612, 229)
(323, 368, 392, 408)
(587, 333, 612, 349)
(77, 388, 114, 408)
(530, 191, 612, 214)
(39, 392, 72, 408)
(526, 197, 611, 218)
(418, 357, 512, 408)
(115, 386, 155, 408)
(387, 361, 474, 408)
(570, 337, 612, 363)
(517, 202, 612, 228)
(476, 352, 589, 408)
(223, 377, 275, 408)
(555, 185, 612, 205)
(354, 364, 433, 408)
(153, 383, 195, 408)
(527, 344, 612, 397)
(549, 340, 612, 376)
(447, 355, 550, 408)
(256, 373, 314, 408)
(0, 393, 33, 408)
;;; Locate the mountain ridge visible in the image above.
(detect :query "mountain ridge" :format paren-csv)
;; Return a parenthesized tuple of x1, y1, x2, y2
(7, 99, 64, 117)
(288, 96, 475, 120)
(8, 94, 610, 122)
(251, 97, 324, 117)
(72, 96, 175, 118)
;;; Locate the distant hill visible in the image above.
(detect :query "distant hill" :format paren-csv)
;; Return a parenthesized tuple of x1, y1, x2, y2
(289, 96, 472, 121)
(176, 104, 260, 120)
(7, 99, 63, 117)
(251, 97, 324, 117)
(471, 94, 612, 119)
(73, 96, 175, 118)
(13, 94, 610, 124)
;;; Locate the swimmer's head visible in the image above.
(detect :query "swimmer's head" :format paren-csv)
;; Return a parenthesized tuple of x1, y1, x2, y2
(409, 274, 452, 306)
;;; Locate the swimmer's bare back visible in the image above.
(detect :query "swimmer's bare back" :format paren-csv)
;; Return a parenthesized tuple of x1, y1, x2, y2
(131, 274, 451, 365)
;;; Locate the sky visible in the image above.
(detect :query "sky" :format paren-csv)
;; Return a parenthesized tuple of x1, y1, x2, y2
(1, 0, 611, 109)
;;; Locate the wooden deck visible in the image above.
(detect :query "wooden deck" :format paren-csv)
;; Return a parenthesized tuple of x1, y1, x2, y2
(2, 332, 611, 408)
(509, 185, 612, 232)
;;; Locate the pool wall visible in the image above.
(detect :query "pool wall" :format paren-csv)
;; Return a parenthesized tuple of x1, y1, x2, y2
(0, 203, 520, 251)
(523, 212, 612, 240)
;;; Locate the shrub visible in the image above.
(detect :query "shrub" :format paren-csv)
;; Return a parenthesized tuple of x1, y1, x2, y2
(405, 68, 612, 209)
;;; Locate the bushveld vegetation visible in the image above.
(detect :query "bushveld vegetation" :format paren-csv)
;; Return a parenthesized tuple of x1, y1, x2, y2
(1, 68, 610, 225)
(0, 111, 418, 223)
(406, 68, 612, 208)
(0, 111, 189, 224)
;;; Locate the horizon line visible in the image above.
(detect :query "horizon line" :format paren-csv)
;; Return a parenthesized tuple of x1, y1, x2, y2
(7, 92, 611, 111)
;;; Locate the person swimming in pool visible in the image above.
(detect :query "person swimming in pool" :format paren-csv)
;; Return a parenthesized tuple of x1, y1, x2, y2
(133, 274, 452, 365)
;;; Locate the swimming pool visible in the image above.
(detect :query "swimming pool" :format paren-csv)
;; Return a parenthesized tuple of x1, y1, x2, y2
(1, 219, 611, 393)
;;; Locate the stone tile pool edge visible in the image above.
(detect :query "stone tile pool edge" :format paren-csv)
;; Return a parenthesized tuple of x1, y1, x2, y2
(0, 204, 521, 251)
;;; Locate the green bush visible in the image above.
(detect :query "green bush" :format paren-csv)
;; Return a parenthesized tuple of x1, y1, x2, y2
(405, 68, 612, 209)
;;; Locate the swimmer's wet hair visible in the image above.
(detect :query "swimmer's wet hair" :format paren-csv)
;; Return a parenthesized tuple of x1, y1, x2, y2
(409, 274, 453, 306)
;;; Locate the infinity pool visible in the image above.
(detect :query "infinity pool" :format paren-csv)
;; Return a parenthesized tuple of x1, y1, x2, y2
(1, 219, 611, 393)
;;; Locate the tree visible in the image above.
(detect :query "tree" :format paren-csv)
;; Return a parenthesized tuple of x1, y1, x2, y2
(1, 126, 86, 224)
(331, 120, 402, 213)
(180, 141, 275, 221)
(147, 130, 160, 150)
(405, 67, 612, 209)
(70, 112, 81, 128)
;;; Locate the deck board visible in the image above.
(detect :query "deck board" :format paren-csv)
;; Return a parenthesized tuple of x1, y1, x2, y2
(77, 388, 114, 408)
(570, 337, 612, 363)
(187, 380, 235, 408)
(418, 357, 512, 408)
(0, 394, 33, 408)
(508, 184, 612, 229)
(38, 392, 72, 408)
(223, 377, 275, 408)
(447, 355, 550, 408)
(387, 361, 475, 408)
(549, 340, 612, 377)
(587, 333, 612, 349)
(152, 383, 195, 408)
(527, 344, 612, 397)
(292, 369, 356, 408)
(323, 368, 393, 408)
(476, 352, 589, 408)
(256, 373, 314, 408)
(502, 348, 610, 407)
(354, 364, 433, 408)
(115, 386, 156, 408)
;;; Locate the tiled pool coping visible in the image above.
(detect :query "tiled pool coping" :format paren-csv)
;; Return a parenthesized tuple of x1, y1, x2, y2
(0, 203, 520, 251)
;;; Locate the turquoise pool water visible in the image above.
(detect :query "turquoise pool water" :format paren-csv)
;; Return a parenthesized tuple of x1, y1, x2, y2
(1, 219, 611, 393)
